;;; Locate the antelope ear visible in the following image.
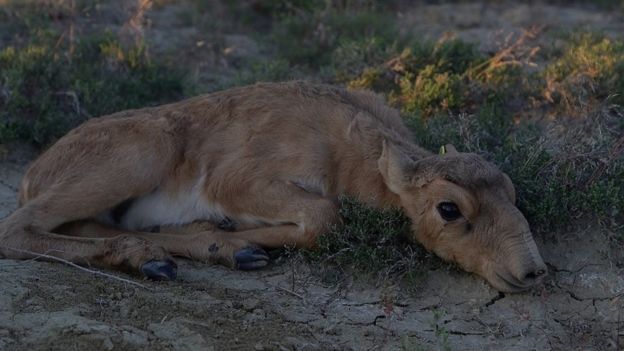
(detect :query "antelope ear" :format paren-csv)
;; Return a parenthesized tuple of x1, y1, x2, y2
(502, 172, 517, 204)
(440, 144, 458, 155)
(378, 141, 413, 194)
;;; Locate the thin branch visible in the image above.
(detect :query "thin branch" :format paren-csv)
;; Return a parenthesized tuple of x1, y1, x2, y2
(276, 286, 305, 300)
(0, 245, 150, 290)
(321, 247, 352, 263)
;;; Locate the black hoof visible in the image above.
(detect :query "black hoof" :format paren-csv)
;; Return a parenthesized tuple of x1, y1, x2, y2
(218, 217, 236, 232)
(141, 259, 177, 281)
(234, 246, 269, 270)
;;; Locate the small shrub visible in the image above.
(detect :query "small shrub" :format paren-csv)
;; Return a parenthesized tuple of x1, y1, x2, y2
(0, 34, 185, 146)
(397, 65, 465, 116)
(348, 39, 494, 117)
(270, 3, 398, 69)
(544, 32, 624, 113)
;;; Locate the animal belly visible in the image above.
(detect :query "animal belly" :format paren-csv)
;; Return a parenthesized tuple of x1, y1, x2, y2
(98, 187, 226, 231)
(124, 190, 226, 230)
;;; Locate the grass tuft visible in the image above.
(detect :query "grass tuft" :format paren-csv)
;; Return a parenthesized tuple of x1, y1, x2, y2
(303, 197, 442, 287)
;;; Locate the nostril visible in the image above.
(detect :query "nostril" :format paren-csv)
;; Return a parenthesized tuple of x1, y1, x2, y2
(524, 272, 538, 281)
(523, 268, 546, 283)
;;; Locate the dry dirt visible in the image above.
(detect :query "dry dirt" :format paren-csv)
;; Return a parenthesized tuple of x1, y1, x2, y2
(1, 147, 623, 350)
(397, 2, 624, 49)
(2, 1, 624, 350)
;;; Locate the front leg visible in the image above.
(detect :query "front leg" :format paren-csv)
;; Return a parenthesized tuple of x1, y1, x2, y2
(138, 177, 342, 268)
(222, 181, 341, 250)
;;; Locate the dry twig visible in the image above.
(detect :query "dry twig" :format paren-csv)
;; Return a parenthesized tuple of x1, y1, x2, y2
(276, 286, 305, 300)
(466, 26, 542, 81)
(0, 245, 150, 290)
(122, 0, 153, 48)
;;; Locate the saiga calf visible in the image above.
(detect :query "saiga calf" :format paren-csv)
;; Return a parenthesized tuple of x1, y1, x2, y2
(0, 81, 546, 292)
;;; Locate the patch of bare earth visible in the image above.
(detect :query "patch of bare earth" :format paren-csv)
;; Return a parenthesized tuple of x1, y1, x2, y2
(397, 2, 624, 52)
(1, 147, 623, 350)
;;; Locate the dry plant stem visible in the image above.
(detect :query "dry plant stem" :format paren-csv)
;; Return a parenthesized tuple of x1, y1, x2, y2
(276, 286, 305, 300)
(123, 0, 153, 47)
(53, 0, 77, 55)
(0, 245, 150, 290)
(321, 247, 352, 263)
(467, 26, 542, 80)
(381, 26, 541, 82)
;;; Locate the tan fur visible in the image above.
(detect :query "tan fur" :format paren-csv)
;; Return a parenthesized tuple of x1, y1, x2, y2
(0, 81, 546, 292)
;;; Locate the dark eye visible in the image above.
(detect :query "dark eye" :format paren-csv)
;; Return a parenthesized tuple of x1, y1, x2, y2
(437, 202, 462, 221)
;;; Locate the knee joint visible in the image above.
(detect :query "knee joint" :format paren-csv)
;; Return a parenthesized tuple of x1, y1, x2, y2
(300, 200, 340, 245)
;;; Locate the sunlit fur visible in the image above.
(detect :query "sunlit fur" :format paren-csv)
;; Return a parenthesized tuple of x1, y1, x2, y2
(0, 81, 545, 292)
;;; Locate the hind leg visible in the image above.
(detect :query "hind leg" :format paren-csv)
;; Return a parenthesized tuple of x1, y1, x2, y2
(0, 117, 181, 279)
(0, 220, 177, 280)
(57, 220, 270, 270)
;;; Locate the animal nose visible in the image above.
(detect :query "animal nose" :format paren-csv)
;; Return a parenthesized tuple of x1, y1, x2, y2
(521, 266, 547, 285)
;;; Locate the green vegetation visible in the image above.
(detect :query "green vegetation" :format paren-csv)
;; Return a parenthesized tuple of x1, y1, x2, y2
(304, 197, 443, 285)
(270, 2, 397, 69)
(544, 32, 624, 111)
(1, 0, 622, 285)
(0, 2, 185, 146)
(0, 36, 184, 145)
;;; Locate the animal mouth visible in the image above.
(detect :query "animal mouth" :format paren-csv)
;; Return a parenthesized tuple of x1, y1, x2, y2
(494, 270, 535, 292)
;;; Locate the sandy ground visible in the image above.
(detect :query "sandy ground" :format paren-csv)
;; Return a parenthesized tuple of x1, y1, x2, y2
(1, 1, 624, 350)
(397, 2, 624, 51)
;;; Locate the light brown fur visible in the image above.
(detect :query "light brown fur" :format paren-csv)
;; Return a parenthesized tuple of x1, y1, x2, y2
(0, 81, 546, 292)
